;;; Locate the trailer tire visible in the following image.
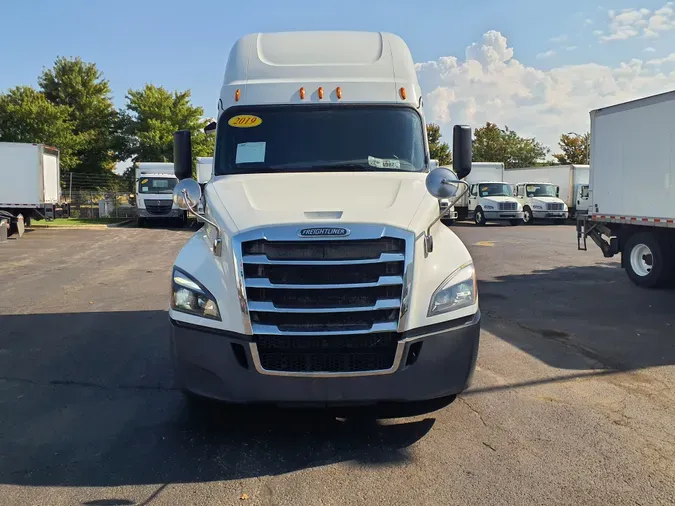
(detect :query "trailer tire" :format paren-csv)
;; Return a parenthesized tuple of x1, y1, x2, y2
(523, 207, 534, 225)
(624, 232, 674, 288)
(474, 207, 487, 226)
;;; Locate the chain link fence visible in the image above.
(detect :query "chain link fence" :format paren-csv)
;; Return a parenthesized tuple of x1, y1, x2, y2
(61, 172, 137, 220)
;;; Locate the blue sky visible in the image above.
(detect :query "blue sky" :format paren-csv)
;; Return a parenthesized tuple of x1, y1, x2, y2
(2, 0, 675, 154)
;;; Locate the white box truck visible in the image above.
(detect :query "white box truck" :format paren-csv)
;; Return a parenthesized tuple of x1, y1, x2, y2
(0, 142, 61, 236)
(167, 30, 480, 410)
(454, 162, 523, 226)
(135, 162, 186, 226)
(577, 90, 675, 288)
(503, 164, 590, 221)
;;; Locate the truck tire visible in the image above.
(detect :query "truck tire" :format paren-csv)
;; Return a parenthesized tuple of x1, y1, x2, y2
(523, 207, 534, 225)
(441, 218, 455, 226)
(624, 232, 674, 288)
(474, 207, 487, 226)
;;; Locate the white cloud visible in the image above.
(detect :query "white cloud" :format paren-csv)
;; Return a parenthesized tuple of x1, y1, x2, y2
(536, 50, 556, 59)
(565, 46, 578, 51)
(646, 52, 675, 65)
(585, 18, 594, 25)
(415, 30, 675, 151)
(599, 2, 675, 41)
(550, 34, 568, 43)
(643, 46, 657, 52)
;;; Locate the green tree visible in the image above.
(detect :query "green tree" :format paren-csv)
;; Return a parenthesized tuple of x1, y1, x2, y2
(553, 132, 590, 165)
(427, 123, 452, 165)
(0, 86, 80, 170)
(39, 56, 119, 173)
(473, 122, 549, 168)
(121, 84, 214, 164)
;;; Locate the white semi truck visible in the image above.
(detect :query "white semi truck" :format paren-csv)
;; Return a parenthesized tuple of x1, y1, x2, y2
(0, 142, 61, 237)
(503, 164, 590, 221)
(135, 162, 186, 226)
(454, 162, 523, 226)
(167, 31, 480, 409)
(577, 90, 675, 288)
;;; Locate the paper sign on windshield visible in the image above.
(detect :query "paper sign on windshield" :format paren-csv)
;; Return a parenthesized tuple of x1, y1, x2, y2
(140, 179, 148, 184)
(236, 142, 266, 164)
(368, 156, 401, 169)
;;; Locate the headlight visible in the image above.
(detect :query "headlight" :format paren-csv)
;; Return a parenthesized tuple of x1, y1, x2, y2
(533, 205, 543, 210)
(171, 267, 220, 320)
(483, 205, 495, 210)
(428, 262, 477, 317)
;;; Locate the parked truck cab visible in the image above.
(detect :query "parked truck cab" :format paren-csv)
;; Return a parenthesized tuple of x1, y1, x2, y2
(167, 31, 480, 409)
(512, 182, 568, 224)
(454, 162, 523, 226)
(135, 162, 186, 226)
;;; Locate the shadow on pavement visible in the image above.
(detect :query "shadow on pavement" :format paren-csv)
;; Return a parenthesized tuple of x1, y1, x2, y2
(0, 310, 436, 488)
(478, 263, 675, 372)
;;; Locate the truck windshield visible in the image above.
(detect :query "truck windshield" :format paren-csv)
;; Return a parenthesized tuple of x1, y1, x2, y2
(138, 177, 177, 194)
(526, 184, 557, 197)
(479, 183, 513, 197)
(214, 105, 426, 175)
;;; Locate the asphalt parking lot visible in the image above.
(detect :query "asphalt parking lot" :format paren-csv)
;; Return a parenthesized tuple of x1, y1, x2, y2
(1, 224, 674, 505)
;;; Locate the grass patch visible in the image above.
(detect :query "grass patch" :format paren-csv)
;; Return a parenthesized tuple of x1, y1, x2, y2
(32, 218, 128, 226)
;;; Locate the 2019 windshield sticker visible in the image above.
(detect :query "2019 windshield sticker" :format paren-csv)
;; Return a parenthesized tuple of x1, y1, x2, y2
(367, 156, 401, 169)
(228, 115, 263, 128)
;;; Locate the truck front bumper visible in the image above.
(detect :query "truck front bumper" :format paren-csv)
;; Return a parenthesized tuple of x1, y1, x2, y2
(484, 210, 524, 221)
(137, 209, 184, 219)
(533, 211, 568, 220)
(170, 312, 480, 405)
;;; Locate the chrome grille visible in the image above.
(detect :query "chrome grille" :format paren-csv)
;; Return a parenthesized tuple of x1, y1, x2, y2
(547, 203, 564, 211)
(499, 202, 518, 211)
(237, 227, 411, 374)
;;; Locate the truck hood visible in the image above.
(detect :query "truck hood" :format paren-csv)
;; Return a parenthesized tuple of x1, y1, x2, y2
(481, 196, 518, 206)
(531, 196, 565, 205)
(207, 172, 432, 232)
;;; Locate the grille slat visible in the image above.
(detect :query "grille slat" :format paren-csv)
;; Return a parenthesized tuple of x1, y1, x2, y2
(241, 235, 408, 373)
(547, 203, 565, 211)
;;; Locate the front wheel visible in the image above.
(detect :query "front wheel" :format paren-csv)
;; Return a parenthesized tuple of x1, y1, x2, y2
(624, 232, 674, 288)
(523, 207, 534, 225)
(474, 207, 487, 226)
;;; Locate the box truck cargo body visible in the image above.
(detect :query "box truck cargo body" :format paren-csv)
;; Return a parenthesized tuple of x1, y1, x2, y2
(167, 30, 480, 410)
(577, 90, 675, 288)
(0, 142, 61, 235)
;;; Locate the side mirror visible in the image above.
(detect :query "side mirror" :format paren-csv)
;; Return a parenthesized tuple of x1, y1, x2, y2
(556, 187, 560, 197)
(452, 125, 472, 179)
(426, 167, 460, 199)
(173, 179, 202, 211)
(429, 159, 439, 171)
(204, 121, 217, 135)
(174, 130, 193, 180)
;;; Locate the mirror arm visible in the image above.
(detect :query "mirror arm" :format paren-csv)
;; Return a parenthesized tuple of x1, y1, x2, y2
(181, 189, 222, 256)
(424, 180, 470, 257)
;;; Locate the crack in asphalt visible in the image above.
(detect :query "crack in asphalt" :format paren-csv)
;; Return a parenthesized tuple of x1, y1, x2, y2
(0, 375, 177, 392)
